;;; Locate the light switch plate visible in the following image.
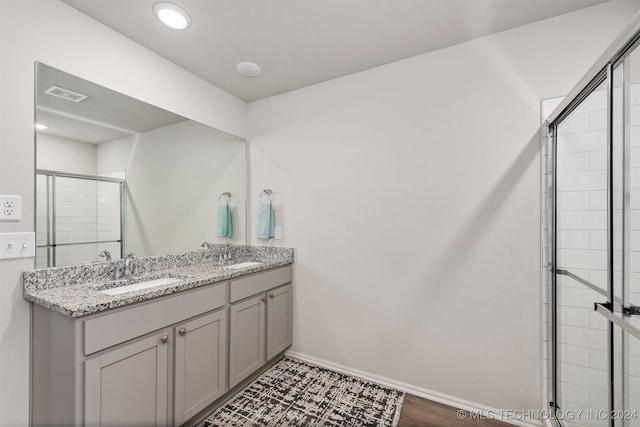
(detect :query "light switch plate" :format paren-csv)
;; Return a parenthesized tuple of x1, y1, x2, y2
(0, 232, 35, 259)
(0, 195, 21, 221)
(274, 226, 282, 240)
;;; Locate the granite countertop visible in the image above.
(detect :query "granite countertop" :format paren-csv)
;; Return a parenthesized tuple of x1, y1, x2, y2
(23, 245, 293, 318)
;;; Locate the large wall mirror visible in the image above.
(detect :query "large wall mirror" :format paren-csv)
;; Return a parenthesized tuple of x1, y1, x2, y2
(35, 62, 246, 268)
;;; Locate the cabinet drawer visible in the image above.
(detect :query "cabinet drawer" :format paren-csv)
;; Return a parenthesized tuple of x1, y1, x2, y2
(230, 265, 292, 303)
(84, 284, 225, 355)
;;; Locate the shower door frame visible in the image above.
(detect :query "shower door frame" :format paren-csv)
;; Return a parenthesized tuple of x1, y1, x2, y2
(37, 169, 126, 267)
(547, 68, 614, 427)
(546, 20, 640, 427)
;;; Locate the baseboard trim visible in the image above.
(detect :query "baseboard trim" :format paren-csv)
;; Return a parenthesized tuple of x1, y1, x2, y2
(285, 350, 542, 427)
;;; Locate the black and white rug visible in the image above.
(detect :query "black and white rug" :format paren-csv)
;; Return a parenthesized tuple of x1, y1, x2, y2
(199, 357, 405, 427)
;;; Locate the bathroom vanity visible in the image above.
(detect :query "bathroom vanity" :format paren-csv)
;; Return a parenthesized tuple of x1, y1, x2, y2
(24, 245, 293, 427)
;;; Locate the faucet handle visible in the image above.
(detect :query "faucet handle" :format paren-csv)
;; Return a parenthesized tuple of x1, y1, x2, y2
(124, 253, 138, 276)
(113, 260, 124, 280)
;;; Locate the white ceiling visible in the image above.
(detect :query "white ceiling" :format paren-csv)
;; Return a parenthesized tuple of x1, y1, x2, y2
(62, 0, 608, 102)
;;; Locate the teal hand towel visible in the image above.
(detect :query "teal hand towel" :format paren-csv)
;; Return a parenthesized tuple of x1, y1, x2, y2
(256, 201, 275, 239)
(216, 204, 233, 237)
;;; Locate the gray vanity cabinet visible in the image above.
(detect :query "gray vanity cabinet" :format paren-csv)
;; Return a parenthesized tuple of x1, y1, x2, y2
(228, 266, 293, 388)
(84, 329, 171, 426)
(229, 294, 266, 388)
(174, 309, 227, 425)
(266, 283, 293, 360)
(31, 283, 227, 427)
(31, 264, 292, 426)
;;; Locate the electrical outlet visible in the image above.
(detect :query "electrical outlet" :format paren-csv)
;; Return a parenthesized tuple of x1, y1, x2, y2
(0, 195, 21, 221)
(0, 232, 35, 259)
(274, 226, 282, 240)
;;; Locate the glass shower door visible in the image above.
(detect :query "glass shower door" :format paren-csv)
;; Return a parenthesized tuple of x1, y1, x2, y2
(551, 42, 640, 427)
(36, 171, 125, 267)
(611, 45, 640, 427)
(554, 79, 611, 427)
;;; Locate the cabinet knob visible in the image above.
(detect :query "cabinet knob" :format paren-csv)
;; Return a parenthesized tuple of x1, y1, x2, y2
(160, 335, 168, 344)
(261, 296, 266, 302)
(178, 328, 187, 336)
(269, 293, 274, 299)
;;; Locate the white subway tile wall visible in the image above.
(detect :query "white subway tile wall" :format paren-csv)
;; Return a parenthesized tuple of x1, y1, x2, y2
(555, 88, 610, 427)
(96, 181, 121, 243)
(55, 177, 98, 246)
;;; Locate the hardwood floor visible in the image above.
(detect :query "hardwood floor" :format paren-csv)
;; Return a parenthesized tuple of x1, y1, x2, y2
(397, 394, 511, 427)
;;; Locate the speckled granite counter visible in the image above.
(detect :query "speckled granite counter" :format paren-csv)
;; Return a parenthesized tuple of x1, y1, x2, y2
(23, 245, 293, 318)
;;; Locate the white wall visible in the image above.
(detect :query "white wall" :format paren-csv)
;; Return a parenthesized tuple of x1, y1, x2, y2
(247, 1, 640, 416)
(36, 134, 97, 175)
(0, 1, 246, 425)
(98, 120, 247, 256)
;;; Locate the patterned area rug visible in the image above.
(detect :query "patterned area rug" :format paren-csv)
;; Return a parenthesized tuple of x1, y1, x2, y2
(199, 357, 405, 427)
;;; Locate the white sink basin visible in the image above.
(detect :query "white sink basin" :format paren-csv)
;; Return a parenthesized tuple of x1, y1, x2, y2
(101, 277, 183, 296)
(224, 261, 262, 270)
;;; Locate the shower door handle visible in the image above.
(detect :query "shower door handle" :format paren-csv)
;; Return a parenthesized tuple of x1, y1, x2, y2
(594, 302, 640, 340)
(622, 306, 640, 316)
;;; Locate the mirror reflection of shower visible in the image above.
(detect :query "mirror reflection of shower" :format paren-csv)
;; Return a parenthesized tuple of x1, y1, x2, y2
(36, 171, 125, 268)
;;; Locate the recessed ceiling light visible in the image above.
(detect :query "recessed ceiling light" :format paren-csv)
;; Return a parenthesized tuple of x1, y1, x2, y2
(35, 123, 48, 130)
(153, 2, 191, 30)
(236, 62, 262, 77)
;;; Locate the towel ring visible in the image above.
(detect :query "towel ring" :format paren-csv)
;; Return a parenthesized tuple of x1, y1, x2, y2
(218, 192, 231, 203)
(259, 189, 272, 202)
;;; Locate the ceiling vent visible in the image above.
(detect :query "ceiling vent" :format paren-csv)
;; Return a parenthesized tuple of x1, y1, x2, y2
(44, 86, 88, 103)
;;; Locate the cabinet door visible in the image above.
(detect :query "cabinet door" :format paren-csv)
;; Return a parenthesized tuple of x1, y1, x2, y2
(84, 330, 170, 427)
(266, 284, 293, 360)
(229, 294, 265, 388)
(174, 309, 227, 426)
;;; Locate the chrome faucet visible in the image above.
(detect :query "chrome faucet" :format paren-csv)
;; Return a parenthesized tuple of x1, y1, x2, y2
(113, 253, 138, 280)
(113, 260, 124, 280)
(219, 244, 233, 262)
(98, 250, 112, 262)
(124, 253, 138, 277)
(201, 242, 212, 249)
